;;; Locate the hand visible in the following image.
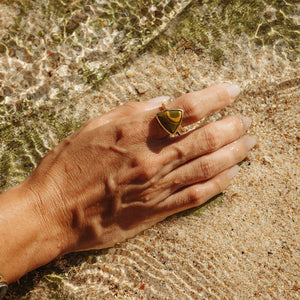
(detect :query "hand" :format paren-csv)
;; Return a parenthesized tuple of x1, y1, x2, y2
(23, 83, 256, 253)
(0, 83, 257, 283)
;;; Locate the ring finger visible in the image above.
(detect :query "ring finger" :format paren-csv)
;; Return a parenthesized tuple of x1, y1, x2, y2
(148, 83, 241, 139)
(171, 83, 240, 125)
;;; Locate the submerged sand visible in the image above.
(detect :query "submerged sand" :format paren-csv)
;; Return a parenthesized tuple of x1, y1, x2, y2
(19, 39, 300, 300)
(53, 48, 300, 300)
(1, 0, 299, 299)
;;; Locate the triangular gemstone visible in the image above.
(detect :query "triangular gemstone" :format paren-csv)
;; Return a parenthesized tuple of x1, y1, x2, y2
(156, 109, 183, 135)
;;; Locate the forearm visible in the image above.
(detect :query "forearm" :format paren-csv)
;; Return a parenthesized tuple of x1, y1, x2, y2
(0, 184, 62, 283)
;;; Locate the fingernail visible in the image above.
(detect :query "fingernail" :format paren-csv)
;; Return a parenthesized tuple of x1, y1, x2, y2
(147, 96, 170, 103)
(246, 136, 258, 150)
(226, 84, 240, 100)
(227, 165, 240, 179)
(241, 116, 252, 130)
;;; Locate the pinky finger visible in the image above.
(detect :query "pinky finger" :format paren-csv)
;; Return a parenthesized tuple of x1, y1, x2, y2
(157, 165, 240, 217)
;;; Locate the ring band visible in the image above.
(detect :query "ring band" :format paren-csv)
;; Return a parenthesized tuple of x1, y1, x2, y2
(156, 104, 184, 136)
(0, 274, 8, 299)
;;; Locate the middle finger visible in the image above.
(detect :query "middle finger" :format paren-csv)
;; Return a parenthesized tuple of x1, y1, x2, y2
(159, 115, 252, 169)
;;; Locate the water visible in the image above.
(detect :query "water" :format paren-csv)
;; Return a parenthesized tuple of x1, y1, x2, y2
(1, 0, 299, 298)
(0, 0, 193, 190)
(0, 0, 298, 190)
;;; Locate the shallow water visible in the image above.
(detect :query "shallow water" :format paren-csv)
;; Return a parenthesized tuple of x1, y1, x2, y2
(0, 0, 195, 190)
(0, 0, 298, 191)
(1, 0, 299, 298)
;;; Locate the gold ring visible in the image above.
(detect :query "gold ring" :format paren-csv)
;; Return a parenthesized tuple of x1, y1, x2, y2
(0, 273, 8, 298)
(156, 103, 184, 136)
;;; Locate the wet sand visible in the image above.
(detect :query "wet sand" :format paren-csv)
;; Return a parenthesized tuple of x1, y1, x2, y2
(26, 39, 300, 299)
(1, 1, 299, 299)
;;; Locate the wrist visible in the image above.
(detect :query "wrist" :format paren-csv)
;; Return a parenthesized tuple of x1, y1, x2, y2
(0, 183, 64, 283)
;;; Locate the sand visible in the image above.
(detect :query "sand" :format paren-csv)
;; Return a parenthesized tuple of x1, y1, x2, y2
(1, 0, 299, 299)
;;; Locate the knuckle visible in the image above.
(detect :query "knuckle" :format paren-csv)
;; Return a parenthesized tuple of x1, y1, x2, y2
(212, 178, 224, 194)
(182, 99, 198, 122)
(203, 126, 219, 150)
(171, 144, 187, 162)
(132, 155, 156, 181)
(138, 166, 155, 181)
(187, 188, 201, 205)
(114, 121, 133, 142)
(115, 124, 126, 142)
(200, 158, 216, 178)
(231, 116, 245, 134)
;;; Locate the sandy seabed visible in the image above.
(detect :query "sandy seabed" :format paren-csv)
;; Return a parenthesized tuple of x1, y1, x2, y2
(27, 39, 299, 299)
(1, 1, 299, 299)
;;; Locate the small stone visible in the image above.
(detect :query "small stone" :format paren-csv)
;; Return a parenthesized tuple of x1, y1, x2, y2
(134, 83, 149, 94)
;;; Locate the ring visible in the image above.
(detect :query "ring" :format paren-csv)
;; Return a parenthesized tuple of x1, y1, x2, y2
(0, 273, 8, 298)
(156, 103, 184, 136)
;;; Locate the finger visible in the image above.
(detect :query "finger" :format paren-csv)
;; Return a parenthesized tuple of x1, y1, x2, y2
(163, 135, 257, 192)
(160, 115, 252, 167)
(147, 83, 240, 139)
(156, 165, 240, 216)
(171, 83, 240, 125)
